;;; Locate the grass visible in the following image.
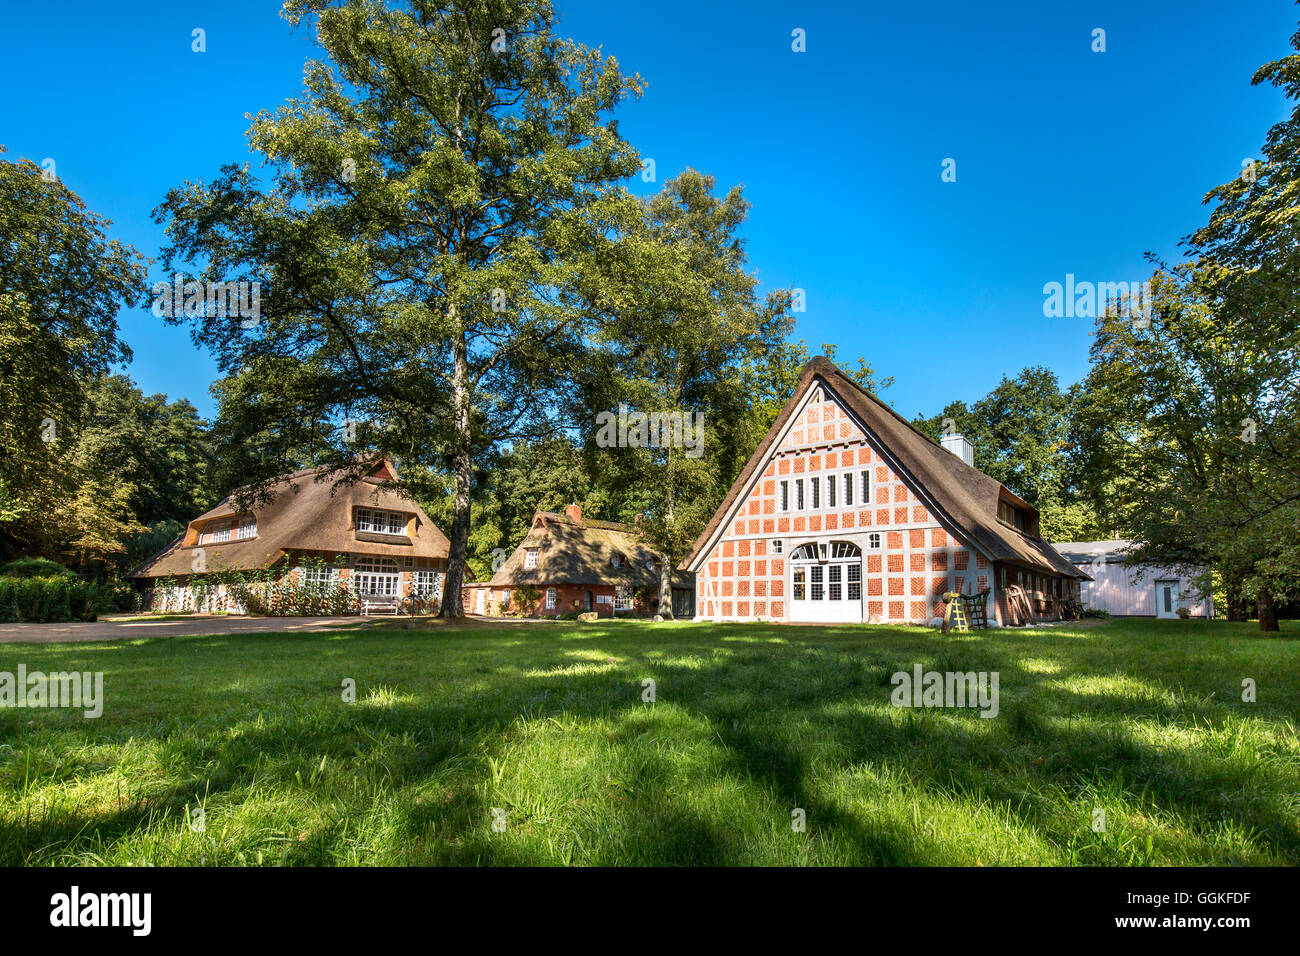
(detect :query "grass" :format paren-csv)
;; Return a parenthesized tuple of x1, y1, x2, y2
(0, 617, 1296, 865)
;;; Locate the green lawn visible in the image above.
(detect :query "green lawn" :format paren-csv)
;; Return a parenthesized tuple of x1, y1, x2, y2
(0, 618, 1296, 865)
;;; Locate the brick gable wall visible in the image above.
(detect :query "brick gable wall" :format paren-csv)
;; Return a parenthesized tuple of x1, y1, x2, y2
(696, 388, 992, 624)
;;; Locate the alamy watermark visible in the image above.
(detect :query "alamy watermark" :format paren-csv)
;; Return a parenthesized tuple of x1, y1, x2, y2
(890, 665, 999, 718)
(0, 666, 103, 718)
(1043, 274, 1151, 325)
(151, 274, 261, 328)
(595, 405, 704, 459)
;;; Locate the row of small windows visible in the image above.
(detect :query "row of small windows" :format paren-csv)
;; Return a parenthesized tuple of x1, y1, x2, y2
(356, 508, 407, 535)
(768, 534, 883, 556)
(778, 471, 872, 513)
(525, 548, 655, 572)
(201, 517, 256, 544)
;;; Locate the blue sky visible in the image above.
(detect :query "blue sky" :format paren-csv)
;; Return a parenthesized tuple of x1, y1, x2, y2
(3, 0, 1295, 420)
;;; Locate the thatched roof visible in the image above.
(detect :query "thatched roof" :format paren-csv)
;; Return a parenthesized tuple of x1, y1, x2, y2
(127, 460, 449, 579)
(483, 509, 693, 590)
(683, 356, 1087, 580)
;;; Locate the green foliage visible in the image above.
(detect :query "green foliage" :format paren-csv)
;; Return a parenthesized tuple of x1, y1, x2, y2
(0, 575, 126, 622)
(0, 557, 75, 578)
(582, 170, 795, 613)
(153, 558, 359, 617)
(154, 0, 647, 616)
(915, 367, 1105, 541)
(0, 149, 147, 567)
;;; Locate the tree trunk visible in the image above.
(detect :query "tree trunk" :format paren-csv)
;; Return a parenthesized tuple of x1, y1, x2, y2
(1257, 589, 1279, 632)
(440, 330, 471, 619)
(1225, 571, 1249, 621)
(657, 559, 674, 621)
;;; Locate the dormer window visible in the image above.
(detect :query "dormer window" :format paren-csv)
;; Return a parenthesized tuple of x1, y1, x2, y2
(357, 508, 406, 535)
(997, 500, 1028, 532)
(611, 553, 624, 568)
(201, 524, 231, 544)
(644, 558, 656, 572)
(199, 515, 255, 545)
(525, 549, 539, 569)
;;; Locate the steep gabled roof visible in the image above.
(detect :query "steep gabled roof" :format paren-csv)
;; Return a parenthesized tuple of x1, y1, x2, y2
(127, 461, 449, 579)
(483, 510, 692, 589)
(682, 356, 1087, 580)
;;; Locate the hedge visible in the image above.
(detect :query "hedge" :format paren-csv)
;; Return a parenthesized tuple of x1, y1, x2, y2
(0, 575, 131, 623)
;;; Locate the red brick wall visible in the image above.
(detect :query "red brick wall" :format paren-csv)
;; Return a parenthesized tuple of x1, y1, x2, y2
(695, 386, 994, 624)
(463, 582, 658, 618)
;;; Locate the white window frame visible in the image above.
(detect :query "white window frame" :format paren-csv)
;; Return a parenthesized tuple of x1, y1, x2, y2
(411, 570, 442, 598)
(795, 478, 805, 511)
(356, 508, 407, 535)
(843, 472, 854, 507)
(868, 532, 881, 549)
(237, 517, 257, 540)
(780, 480, 789, 512)
(811, 476, 820, 509)
(827, 473, 837, 508)
(352, 555, 400, 596)
(298, 564, 338, 587)
(614, 586, 634, 612)
(860, 469, 872, 506)
(525, 548, 538, 569)
(772, 539, 783, 554)
(545, 587, 556, 610)
(202, 524, 232, 544)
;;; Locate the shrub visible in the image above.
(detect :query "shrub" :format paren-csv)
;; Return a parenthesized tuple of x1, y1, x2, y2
(0, 557, 76, 579)
(0, 575, 120, 623)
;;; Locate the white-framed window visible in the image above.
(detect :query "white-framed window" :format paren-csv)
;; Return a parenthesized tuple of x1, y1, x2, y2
(545, 588, 556, 609)
(525, 548, 539, 569)
(596, 594, 613, 605)
(860, 470, 871, 506)
(795, 478, 805, 510)
(827, 473, 837, 508)
(353, 555, 400, 596)
(811, 476, 820, 509)
(356, 508, 406, 535)
(780, 480, 789, 512)
(298, 565, 338, 587)
(411, 570, 442, 598)
(499, 589, 511, 610)
(237, 517, 257, 540)
(772, 539, 783, 554)
(611, 553, 623, 568)
(868, 532, 881, 549)
(614, 586, 634, 611)
(201, 523, 232, 544)
(843, 472, 854, 507)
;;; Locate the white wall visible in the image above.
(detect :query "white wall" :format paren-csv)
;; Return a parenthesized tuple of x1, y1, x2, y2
(1077, 562, 1213, 617)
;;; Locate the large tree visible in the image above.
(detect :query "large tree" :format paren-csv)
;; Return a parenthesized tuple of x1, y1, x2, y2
(1075, 17, 1300, 630)
(582, 170, 793, 616)
(153, 0, 644, 615)
(0, 149, 147, 564)
(914, 368, 1103, 541)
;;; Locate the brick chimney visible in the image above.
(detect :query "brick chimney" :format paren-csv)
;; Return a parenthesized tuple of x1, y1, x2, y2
(565, 502, 583, 523)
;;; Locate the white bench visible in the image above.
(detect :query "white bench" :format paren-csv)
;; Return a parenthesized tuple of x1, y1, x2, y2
(361, 598, 400, 616)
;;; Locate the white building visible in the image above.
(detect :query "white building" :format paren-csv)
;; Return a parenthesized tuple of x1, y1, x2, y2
(1054, 540, 1213, 618)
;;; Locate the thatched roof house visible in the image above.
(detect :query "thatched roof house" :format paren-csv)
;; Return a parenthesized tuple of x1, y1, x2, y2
(465, 504, 694, 618)
(128, 459, 449, 612)
(682, 356, 1087, 625)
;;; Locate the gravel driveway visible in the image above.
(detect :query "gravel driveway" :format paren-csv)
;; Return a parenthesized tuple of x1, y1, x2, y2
(0, 614, 384, 644)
